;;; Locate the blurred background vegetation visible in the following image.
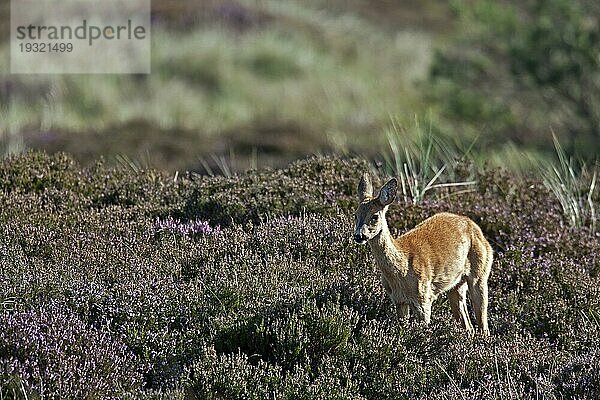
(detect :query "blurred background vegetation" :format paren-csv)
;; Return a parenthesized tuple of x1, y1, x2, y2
(0, 0, 598, 172)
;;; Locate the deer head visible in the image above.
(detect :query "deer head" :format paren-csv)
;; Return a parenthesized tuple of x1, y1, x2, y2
(354, 173, 398, 244)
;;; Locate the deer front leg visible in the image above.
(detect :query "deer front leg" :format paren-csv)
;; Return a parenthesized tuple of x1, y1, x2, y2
(412, 282, 433, 324)
(421, 301, 433, 324)
(382, 275, 410, 321)
(410, 299, 432, 324)
(396, 303, 410, 320)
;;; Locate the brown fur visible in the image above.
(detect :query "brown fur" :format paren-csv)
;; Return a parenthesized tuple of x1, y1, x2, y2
(354, 173, 493, 335)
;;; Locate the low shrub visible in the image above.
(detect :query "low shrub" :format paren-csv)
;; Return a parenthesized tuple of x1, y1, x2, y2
(0, 302, 144, 399)
(0, 151, 598, 398)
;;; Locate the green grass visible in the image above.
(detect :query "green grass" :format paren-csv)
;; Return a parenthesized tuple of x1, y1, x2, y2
(2, 0, 598, 171)
(381, 116, 476, 204)
(539, 134, 598, 231)
(0, 0, 435, 169)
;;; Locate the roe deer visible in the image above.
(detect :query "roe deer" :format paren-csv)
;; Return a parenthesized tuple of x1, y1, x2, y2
(354, 173, 492, 335)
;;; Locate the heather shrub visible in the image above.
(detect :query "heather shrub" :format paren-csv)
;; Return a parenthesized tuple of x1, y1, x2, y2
(553, 349, 600, 399)
(180, 156, 370, 225)
(0, 151, 598, 398)
(0, 302, 144, 399)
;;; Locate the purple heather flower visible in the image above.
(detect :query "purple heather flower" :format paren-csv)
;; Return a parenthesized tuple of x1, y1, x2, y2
(153, 217, 221, 237)
(271, 215, 303, 226)
(0, 302, 143, 398)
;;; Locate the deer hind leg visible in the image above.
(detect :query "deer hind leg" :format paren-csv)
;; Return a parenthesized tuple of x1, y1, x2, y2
(468, 239, 493, 335)
(468, 278, 489, 335)
(448, 280, 474, 334)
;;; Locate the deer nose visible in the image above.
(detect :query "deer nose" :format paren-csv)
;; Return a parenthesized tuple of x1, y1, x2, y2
(354, 233, 367, 243)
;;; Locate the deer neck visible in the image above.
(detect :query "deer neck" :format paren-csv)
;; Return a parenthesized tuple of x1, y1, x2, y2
(368, 217, 408, 276)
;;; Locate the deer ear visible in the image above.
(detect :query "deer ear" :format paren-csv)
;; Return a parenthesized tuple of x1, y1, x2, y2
(378, 178, 397, 206)
(357, 172, 373, 202)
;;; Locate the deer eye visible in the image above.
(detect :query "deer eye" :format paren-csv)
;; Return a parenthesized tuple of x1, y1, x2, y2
(369, 214, 378, 224)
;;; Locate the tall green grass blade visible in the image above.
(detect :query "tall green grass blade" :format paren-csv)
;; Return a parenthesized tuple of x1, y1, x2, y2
(540, 133, 597, 231)
(382, 116, 476, 204)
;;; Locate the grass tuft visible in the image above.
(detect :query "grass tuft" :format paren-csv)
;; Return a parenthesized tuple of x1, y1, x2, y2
(381, 116, 476, 204)
(540, 133, 598, 232)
